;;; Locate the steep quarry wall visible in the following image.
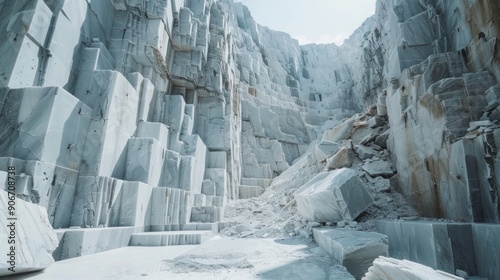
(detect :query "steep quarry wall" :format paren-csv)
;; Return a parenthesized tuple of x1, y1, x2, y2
(1, 0, 500, 278)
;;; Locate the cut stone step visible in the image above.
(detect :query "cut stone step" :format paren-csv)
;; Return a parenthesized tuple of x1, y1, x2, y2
(129, 230, 213, 246)
(241, 178, 273, 188)
(152, 222, 221, 234)
(313, 227, 388, 280)
(190, 206, 223, 223)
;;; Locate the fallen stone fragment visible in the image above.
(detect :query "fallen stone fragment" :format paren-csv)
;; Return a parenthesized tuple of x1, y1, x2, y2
(326, 147, 352, 170)
(362, 160, 394, 177)
(362, 257, 464, 280)
(374, 129, 390, 149)
(294, 168, 373, 222)
(313, 228, 388, 280)
(0, 190, 59, 276)
(368, 116, 383, 128)
(315, 141, 340, 162)
(322, 117, 356, 143)
(354, 145, 378, 160)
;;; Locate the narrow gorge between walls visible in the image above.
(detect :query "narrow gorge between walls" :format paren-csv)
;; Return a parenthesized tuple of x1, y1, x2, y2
(0, 0, 500, 279)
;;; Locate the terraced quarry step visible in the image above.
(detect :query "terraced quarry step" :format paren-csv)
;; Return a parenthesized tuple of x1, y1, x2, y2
(130, 230, 214, 246)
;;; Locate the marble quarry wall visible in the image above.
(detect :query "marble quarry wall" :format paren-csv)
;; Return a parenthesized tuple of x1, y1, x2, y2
(1, 0, 500, 277)
(0, 0, 362, 236)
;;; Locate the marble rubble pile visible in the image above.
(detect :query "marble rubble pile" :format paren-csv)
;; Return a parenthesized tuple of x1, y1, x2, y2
(221, 105, 417, 240)
(0, 190, 59, 276)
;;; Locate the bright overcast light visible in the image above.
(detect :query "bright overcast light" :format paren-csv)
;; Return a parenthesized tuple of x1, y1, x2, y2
(235, 0, 377, 45)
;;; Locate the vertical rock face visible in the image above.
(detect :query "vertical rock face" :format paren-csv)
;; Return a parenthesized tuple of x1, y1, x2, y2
(0, 0, 500, 276)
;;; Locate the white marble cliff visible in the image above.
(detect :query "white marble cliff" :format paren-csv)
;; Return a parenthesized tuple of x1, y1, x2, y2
(0, 0, 499, 279)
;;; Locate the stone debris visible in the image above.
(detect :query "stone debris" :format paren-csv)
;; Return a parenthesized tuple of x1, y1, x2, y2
(325, 147, 352, 170)
(354, 145, 379, 160)
(361, 160, 394, 177)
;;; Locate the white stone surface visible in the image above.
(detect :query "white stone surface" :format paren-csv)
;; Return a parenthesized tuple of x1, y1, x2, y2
(363, 257, 463, 280)
(0, 190, 59, 276)
(294, 168, 373, 222)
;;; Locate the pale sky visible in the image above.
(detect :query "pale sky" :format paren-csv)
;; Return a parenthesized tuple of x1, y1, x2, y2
(236, 0, 377, 45)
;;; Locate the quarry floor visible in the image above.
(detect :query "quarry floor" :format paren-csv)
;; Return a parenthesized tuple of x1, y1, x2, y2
(11, 236, 351, 280)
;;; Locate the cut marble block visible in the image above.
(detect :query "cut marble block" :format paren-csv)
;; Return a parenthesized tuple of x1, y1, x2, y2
(472, 224, 500, 280)
(207, 151, 227, 169)
(44, 7, 85, 87)
(125, 138, 164, 186)
(179, 156, 201, 193)
(25, 161, 79, 229)
(196, 97, 230, 151)
(178, 135, 207, 193)
(55, 226, 145, 261)
(205, 168, 227, 197)
(162, 95, 185, 132)
(376, 221, 477, 275)
(239, 185, 264, 199)
(150, 187, 192, 231)
(191, 206, 223, 223)
(362, 257, 464, 280)
(0, 87, 92, 170)
(0, 0, 52, 88)
(137, 77, 156, 122)
(294, 169, 373, 222)
(80, 43, 115, 72)
(75, 71, 139, 178)
(70, 176, 124, 228)
(136, 121, 169, 150)
(0, 190, 59, 276)
(201, 180, 216, 195)
(313, 228, 388, 280)
(115, 182, 153, 227)
(162, 150, 180, 187)
(130, 230, 213, 246)
(193, 194, 207, 207)
(181, 114, 194, 135)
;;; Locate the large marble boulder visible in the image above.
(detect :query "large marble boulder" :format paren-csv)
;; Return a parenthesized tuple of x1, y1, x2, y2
(294, 168, 373, 222)
(0, 190, 59, 276)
